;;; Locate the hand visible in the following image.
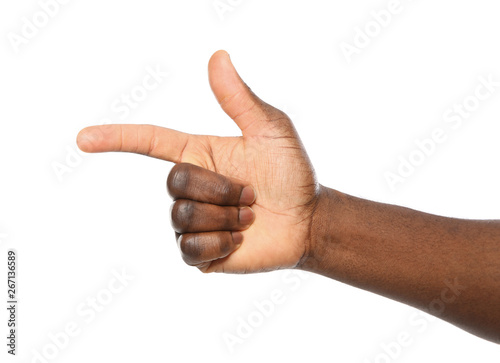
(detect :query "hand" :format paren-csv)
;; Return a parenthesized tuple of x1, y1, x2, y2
(77, 50, 320, 273)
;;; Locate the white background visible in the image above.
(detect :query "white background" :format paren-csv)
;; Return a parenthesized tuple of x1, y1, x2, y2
(1, 0, 500, 362)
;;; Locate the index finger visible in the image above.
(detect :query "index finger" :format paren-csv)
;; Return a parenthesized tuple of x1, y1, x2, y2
(77, 124, 191, 163)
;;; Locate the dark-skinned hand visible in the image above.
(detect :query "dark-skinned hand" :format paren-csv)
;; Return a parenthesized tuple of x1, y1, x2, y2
(77, 50, 319, 273)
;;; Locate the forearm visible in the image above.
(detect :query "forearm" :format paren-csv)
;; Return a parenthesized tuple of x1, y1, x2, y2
(300, 186, 500, 344)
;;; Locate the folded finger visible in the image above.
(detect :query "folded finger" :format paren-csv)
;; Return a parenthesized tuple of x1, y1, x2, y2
(171, 199, 255, 234)
(177, 231, 243, 267)
(167, 163, 256, 206)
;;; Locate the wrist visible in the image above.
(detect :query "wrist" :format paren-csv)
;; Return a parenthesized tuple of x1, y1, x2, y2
(297, 185, 345, 274)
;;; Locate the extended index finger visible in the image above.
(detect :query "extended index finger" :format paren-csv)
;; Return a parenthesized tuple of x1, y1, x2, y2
(77, 124, 191, 163)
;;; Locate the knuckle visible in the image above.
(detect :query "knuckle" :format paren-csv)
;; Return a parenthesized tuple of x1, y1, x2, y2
(218, 234, 232, 255)
(216, 178, 236, 205)
(263, 103, 288, 121)
(167, 163, 192, 198)
(264, 107, 293, 133)
(170, 200, 196, 233)
(222, 207, 238, 229)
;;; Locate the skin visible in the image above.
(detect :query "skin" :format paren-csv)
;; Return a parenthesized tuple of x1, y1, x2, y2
(77, 50, 500, 344)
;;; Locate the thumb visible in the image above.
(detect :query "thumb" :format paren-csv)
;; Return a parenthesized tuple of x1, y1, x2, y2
(208, 50, 291, 137)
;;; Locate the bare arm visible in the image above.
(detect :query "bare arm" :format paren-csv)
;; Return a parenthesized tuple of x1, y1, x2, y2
(77, 50, 500, 344)
(302, 186, 500, 343)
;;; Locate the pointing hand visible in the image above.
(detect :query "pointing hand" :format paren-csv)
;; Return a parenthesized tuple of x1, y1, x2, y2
(77, 50, 320, 273)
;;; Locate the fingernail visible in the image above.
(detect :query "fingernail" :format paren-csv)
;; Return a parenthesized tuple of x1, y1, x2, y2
(231, 231, 243, 245)
(77, 129, 100, 152)
(239, 185, 256, 205)
(239, 207, 255, 226)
